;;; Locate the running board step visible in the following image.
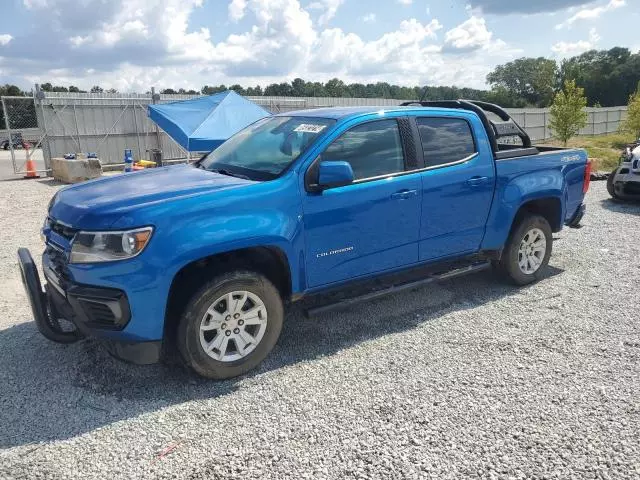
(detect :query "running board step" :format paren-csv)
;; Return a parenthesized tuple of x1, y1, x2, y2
(304, 261, 491, 317)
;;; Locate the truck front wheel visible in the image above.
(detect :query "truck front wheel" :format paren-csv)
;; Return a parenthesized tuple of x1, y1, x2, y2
(177, 271, 284, 379)
(497, 214, 552, 286)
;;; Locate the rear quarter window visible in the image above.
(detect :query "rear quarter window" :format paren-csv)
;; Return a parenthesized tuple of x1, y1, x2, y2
(416, 117, 477, 167)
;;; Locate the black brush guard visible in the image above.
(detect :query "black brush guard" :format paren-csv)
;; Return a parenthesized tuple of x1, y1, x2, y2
(17, 247, 81, 343)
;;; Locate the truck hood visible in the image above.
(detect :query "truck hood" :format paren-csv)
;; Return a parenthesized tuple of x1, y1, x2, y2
(49, 164, 255, 230)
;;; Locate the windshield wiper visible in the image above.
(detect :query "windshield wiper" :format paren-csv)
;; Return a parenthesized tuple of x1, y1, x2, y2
(210, 168, 251, 180)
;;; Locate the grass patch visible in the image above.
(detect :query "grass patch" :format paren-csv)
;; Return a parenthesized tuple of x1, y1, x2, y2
(539, 133, 635, 171)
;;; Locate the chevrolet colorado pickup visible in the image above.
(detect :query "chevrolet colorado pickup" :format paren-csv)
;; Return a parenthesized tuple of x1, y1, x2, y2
(18, 100, 590, 379)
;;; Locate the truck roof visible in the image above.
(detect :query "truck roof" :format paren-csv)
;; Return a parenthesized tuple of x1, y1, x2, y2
(279, 106, 420, 120)
(285, 100, 543, 160)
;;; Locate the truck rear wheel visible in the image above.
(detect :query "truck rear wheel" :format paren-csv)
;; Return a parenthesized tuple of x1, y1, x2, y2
(497, 214, 552, 286)
(177, 271, 283, 379)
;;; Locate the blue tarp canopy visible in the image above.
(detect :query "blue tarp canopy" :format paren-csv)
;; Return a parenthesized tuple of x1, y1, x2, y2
(147, 91, 270, 152)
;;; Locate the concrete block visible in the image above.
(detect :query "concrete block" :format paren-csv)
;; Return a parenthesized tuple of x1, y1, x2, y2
(51, 157, 103, 184)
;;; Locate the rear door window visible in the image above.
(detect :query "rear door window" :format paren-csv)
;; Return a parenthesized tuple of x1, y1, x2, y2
(416, 117, 476, 168)
(321, 119, 405, 180)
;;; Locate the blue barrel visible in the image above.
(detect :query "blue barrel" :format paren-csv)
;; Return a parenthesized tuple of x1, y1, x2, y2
(124, 149, 133, 172)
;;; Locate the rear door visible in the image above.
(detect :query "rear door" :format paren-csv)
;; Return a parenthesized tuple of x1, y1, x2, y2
(415, 116, 495, 261)
(302, 118, 422, 288)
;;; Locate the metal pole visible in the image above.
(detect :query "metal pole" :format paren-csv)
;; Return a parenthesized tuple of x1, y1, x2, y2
(72, 100, 82, 153)
(35, 84, 53, 174)
(132, 101, 142, 160)
(1, 96, 18, 175)
(151, 87, 162, 151)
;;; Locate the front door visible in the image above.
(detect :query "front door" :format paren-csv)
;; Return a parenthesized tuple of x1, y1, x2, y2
(302, 119, 422, 288)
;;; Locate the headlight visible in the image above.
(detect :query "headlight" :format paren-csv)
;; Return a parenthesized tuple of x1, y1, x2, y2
(70, 227, 153, 264)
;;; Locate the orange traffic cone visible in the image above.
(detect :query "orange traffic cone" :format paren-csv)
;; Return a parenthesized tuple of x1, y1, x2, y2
(24, 157, 39, 179)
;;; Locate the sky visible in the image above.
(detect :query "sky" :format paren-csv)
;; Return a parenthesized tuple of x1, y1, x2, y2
(0, 0, 638, 93)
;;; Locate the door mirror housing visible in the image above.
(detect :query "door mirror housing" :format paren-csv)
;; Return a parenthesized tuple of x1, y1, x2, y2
(315, 161, 354, 190)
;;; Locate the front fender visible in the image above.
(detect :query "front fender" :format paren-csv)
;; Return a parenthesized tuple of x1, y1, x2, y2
(143, 174, 306, 299)
(165, 210, 303, 289)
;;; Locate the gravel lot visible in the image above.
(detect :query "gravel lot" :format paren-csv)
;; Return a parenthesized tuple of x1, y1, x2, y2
(1, 179, 639, 479)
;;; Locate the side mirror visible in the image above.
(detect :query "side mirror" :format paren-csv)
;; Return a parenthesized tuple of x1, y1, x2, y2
(317, 161, 354, 190)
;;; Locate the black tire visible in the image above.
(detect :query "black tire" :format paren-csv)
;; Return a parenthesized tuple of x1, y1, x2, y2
(497, 214, 552, 286)
(177, 271, 283, 379)
(607, 168, 619, 199)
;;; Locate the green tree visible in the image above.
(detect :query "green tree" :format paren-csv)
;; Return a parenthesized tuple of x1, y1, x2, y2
(90, 85, 104, 93)
(549, 80, 588, 146)
(291, 78, 306, 97)
(622, 83, 640, 139)
(324, 78, 347, 97)
(201, 85, 228, 95)
(487, 57, 558, 106)
(228, 84, 245, 95)
(0, 84, 24, 96)
(560, 48, 640, 106)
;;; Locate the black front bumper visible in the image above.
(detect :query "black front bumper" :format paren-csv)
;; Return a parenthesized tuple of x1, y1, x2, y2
(18, 247, 161, 364)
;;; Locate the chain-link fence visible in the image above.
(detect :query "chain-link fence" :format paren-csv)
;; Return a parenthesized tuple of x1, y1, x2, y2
(0, 96, 45, 176)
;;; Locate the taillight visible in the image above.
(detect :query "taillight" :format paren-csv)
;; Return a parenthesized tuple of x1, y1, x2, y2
(583, 160, 592, 193)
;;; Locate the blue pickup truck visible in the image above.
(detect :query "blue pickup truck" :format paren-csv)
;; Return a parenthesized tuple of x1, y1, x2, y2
(18, 100, 590, 379)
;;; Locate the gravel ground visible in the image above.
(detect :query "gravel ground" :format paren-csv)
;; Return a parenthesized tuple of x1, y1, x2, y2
(0, 179, 639, 479)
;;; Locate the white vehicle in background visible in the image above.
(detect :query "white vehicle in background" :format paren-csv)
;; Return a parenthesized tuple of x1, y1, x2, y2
(608, 141, 640, 200)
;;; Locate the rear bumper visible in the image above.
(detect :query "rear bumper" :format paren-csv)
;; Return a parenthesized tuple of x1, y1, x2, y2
(19, 247, 162, 364)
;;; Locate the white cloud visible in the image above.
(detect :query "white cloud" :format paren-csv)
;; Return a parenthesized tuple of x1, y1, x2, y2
(361, 13, 376, 23)
(0, 0, 523, 92)
(228, 0, 247, 21)
(551, 27, 600, 55)
(308, 0, 344, 25)
(311, 18, 443, 74)
(212, 0, 316, 75)
(0, 34, 13, 45)
(555, 0, 625, 29)
(444, 16, 493, 52)
(398, 0, 413, 4)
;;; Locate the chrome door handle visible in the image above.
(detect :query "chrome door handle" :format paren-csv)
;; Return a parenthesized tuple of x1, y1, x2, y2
(466, 176, 489, 187)
(391, 189, 417, 200)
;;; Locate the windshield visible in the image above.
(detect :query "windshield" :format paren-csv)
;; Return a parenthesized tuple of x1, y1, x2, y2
(200, 116, 335, 180)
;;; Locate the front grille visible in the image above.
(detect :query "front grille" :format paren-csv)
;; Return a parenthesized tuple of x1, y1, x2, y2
(45, 243, 71, 285)
(48, 218, 78, 241)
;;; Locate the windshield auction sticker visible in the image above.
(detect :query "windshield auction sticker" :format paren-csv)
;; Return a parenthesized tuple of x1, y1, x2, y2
(294, 124, 327, 134)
